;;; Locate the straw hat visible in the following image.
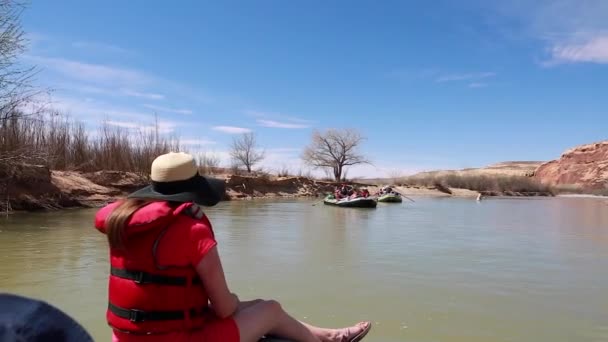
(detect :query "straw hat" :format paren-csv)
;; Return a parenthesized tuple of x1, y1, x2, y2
(128, 152, 225, 206)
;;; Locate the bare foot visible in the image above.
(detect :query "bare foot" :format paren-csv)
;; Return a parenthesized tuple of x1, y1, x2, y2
(327, 322, 372, 342)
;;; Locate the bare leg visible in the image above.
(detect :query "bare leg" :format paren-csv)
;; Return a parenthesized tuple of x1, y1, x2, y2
(235, 299, 318, 342)
(234, 299, 370, 342)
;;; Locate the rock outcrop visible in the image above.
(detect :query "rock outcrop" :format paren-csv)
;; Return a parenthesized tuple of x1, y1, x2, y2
(534, 140, 608, 190)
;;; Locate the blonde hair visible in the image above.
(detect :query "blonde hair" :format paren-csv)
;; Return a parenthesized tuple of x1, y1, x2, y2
(105, 199, 157, 249)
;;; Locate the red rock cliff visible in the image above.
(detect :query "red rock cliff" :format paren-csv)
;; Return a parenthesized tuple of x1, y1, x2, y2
(534, 140, 608, 189)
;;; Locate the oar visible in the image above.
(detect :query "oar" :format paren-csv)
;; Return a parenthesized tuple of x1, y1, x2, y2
(311, 199, 324, 206)
(393, 191, 415, 203)
(312, 194, 330, 206)
(402, 194, 416, 203)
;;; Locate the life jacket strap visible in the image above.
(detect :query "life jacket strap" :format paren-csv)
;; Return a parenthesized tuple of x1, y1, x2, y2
(108, 303, 208, 323)
(183, 204, 204, 220)
(110, 267, 201, 286)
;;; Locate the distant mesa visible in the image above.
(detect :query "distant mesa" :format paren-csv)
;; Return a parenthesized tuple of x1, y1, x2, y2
(410, 161, 544, 179)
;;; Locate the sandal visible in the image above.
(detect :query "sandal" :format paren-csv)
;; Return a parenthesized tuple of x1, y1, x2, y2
(345, 322, 372, 342)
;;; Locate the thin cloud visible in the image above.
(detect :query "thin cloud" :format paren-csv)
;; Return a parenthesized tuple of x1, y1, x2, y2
(468, 82, 487, 88)
(122, 89, 165, 100)
(212, 126, 251, 134)
(143, 104, 193, 115)
(104, 109, 173, 123)
(27, 35, 215, 116)
(180, 139, 217, 146)
(546, 34, 608, 65)
(486, 0, 608, 65)
(245, 109, 313, 129)
(193, 147, 305, 175)
(244, 110, 311, 123)
(65, 84, 165, 100)
(27, 55, 150, 86)
(436, 72, 496, 83)
(72, 85, 116, 96)
(72, 41, 133, 56)
(28, 53, 212, 105)
(105, 120, 176, 134)
(26, 32, 48, 43)
(104, 121, 139, 129)
(386, 68, 496, 87)
(243, 110, 266, 117)
(385, 67, 440, 81)
(257, 119, 310, 129)
(49, 95, 185, 129)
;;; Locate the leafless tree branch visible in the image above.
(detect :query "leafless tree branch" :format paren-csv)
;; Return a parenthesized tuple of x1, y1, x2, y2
(230, 132, 265, 173)
(302, 128, 369, 181)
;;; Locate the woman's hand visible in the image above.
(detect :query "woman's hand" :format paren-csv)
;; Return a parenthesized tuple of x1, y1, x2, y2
(236, 299, 264, 312)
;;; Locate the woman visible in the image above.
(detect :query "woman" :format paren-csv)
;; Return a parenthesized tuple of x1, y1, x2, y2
(94, 152, 372, 342)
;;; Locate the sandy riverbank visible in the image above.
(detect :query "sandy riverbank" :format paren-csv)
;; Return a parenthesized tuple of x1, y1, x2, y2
(0, 167, 491, 212)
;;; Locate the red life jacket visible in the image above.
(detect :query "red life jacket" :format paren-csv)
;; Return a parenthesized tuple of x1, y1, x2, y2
(94, 201, 212, 334)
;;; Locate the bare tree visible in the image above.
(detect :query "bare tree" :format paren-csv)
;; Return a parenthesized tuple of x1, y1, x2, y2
(230, 132, 265, 173)
(302, 128, 369, 181)
(0, 1, 40, 123)
(0, 0, 43, 206)
(196, 152, 221, 174)
(0, 1, 45, 172)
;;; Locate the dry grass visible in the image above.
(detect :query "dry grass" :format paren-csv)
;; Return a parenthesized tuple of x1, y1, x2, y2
(0, 112, 180, 176)
(296, 168, 314, 179)
(590, 188, 608, 196)
(277, 166, 292, 177)
(553, 184, 608, 196)
(400, 173, 553, 194)
(196, 152, 221, 175)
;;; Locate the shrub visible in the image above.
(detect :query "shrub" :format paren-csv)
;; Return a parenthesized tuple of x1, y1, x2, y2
(277, 166, 291, 177)
(401, 173, 553, 194)
(0, 112, 179, 176)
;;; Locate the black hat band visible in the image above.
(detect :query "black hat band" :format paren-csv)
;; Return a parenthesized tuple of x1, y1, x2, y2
(151, 175, 201, 195)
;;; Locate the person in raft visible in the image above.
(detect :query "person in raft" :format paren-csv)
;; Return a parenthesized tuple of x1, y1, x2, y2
(94, 152, 372, 342)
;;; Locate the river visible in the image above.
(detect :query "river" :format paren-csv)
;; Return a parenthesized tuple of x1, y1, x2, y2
(1, 197, 607, 342)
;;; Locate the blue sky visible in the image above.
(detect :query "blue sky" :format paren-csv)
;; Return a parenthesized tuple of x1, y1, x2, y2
(22, 0, 608, 177)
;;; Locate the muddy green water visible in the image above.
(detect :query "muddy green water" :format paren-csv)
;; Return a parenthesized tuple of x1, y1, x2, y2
(1, 197, 608, 342)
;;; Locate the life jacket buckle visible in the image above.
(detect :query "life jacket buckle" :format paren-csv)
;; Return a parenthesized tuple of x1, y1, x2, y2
(133, 272, 145, 284)
(129, 309, 145, 322)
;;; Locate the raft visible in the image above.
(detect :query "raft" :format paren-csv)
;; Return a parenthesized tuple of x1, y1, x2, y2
(323, 195, 377, 208)
(377, 193, 403, 203)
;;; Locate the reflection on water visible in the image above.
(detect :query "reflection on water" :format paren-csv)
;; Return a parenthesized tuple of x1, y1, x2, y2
(1, 197, 607, 342)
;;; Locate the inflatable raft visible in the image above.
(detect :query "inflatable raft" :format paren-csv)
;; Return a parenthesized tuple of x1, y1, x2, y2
(377, 193, 403, 203)
(323, 195, 377, 208)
